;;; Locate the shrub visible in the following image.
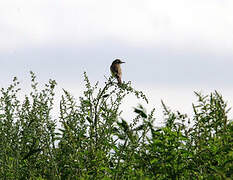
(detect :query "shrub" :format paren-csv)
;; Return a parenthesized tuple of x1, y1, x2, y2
(0, 72, 232, 179)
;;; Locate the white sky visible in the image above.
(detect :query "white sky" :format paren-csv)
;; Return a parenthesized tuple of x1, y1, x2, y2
(1, 0, 233, 121)
(1, 0, 233, 52)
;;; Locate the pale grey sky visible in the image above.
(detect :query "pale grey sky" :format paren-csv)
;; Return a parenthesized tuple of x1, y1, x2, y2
(1, 0, 233, 121)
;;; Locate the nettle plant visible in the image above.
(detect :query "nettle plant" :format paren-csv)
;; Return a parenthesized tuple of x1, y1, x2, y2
(0, 72, 57, 179)
(57, 72, 154, 179)
(0, 72, 232, 179)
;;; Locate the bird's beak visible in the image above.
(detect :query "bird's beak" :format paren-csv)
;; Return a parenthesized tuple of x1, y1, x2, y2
(121, 62, 125, 64)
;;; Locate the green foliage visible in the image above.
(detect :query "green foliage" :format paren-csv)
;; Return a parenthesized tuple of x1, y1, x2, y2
(0, 72, 232, 179)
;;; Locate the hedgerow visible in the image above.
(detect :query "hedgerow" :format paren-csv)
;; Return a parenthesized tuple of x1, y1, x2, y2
(0, 72, 232, 179)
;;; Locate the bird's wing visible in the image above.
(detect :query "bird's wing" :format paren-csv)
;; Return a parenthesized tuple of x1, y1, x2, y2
(110, 64, 120, 77)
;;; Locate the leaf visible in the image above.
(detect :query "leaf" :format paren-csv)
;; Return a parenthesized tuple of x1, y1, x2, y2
(117, 119, 129, 132)
(102, 94, 109, 98)
(134, 107, 147, 118)
(134, 124, 145, 131)
(86, 116, 92, 123)
(82, 100, 91, 107)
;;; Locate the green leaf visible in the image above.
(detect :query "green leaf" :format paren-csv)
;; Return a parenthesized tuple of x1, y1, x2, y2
(134, 107, 147, 118)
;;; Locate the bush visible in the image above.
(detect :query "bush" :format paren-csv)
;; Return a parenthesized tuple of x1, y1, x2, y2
(0, 72, 232, 179)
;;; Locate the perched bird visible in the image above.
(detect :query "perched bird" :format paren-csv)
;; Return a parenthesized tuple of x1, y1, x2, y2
(110, 59, 125, 84)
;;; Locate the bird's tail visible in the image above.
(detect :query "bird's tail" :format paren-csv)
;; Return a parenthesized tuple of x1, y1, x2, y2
(117, 76, 122, 85)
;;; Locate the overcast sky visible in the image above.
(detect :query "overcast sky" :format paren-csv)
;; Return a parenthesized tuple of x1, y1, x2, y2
(1, 0, 233, 122)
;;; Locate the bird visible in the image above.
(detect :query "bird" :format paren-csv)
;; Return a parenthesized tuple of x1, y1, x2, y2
(110, 59, 125, 85)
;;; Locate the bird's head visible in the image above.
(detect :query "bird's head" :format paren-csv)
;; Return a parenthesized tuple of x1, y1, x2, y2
(113, 59, 125, 64)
